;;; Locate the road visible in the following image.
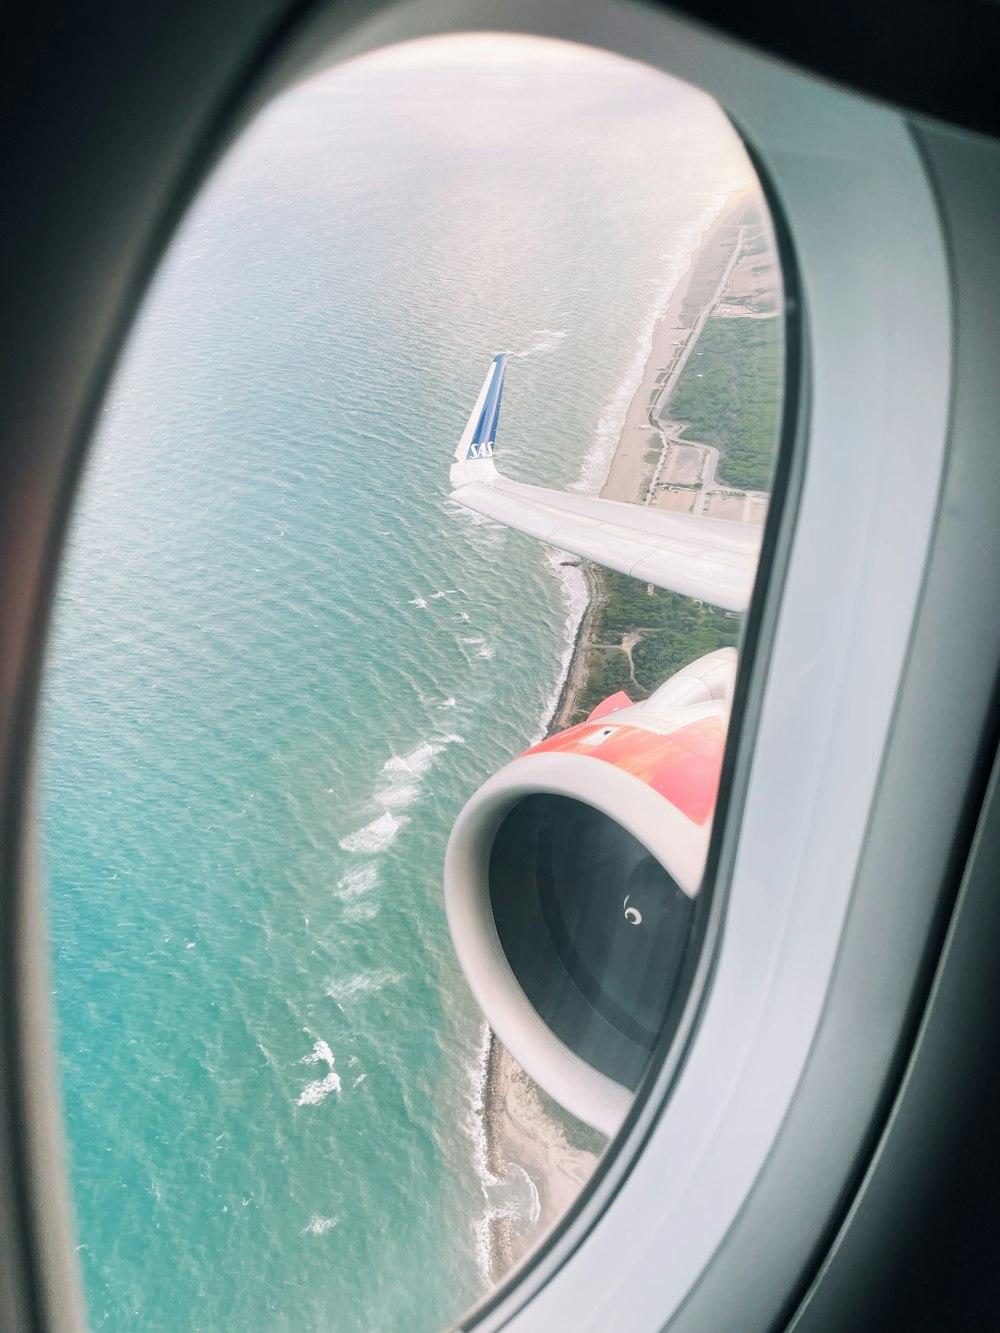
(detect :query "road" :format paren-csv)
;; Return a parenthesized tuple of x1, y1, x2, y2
(646, 225, 744, 431)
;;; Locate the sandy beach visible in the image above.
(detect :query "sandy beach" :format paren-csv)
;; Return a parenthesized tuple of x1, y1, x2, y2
(550, 190, 750, 732)
(480, 1033, 603, 1278)
(479, 190, 752, 1284)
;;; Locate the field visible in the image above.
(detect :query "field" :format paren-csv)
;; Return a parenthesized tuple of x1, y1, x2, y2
(569, 570, 740, 723)
(667, 315, 783, 491)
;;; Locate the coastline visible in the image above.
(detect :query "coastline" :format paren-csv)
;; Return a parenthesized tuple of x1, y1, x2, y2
(599, 194, 739, 505)
(550, 190, 749, 729)
(477, 190, 753, 1284)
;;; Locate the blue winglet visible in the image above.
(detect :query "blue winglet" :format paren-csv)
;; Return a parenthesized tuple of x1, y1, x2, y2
(466, 354, 507, 460)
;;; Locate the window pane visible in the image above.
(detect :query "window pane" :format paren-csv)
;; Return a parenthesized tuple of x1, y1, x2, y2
(40, 34, 784, 1331)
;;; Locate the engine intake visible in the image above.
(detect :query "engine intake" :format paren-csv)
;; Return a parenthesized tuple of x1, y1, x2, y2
(490, 793, 695, 1090)
(444, 648, 735, 1135)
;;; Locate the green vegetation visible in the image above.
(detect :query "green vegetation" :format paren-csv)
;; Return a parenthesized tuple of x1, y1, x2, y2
(668, 315, 783, 491)
(559, 245, 782, 728)
(574, 647, 634, 722)
(632, 615, 738, 694)
(742, 226, 770, 257)
(596, 569, 701, 637)
(569, 569, 740, 724)
(535, 1083, 608, 1156)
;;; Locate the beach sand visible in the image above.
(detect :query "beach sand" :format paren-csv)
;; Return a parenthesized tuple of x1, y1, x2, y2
(481, 1034, 602, 1279)
(479, 191, 750, 1284)
(549, 191, 748, 732)
(602, 193, 749, 507)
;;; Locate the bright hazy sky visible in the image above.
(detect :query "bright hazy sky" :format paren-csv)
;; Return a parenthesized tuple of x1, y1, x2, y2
(347, 33, 632, 72)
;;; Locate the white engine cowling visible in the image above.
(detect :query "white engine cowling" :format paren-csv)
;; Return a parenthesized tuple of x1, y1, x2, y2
(444, 648, 736, 1135)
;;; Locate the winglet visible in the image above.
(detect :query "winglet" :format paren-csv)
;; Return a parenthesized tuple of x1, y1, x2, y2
(451, 355, 507, 487)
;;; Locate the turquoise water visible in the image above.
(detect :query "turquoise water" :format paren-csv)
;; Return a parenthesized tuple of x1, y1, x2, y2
(40, 44, 746, 1332)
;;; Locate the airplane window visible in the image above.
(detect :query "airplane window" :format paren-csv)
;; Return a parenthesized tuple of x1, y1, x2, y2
(38, 34, 785, 1332)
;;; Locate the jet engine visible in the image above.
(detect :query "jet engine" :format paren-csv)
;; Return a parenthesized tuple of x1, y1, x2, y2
(444, 647, 735, 1135)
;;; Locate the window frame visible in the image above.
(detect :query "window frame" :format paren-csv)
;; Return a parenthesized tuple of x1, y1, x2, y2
(1, 3, 985, 1333)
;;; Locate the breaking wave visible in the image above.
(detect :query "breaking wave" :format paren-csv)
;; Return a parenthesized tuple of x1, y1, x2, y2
(372, 735, 464, 813)
(338, 811, 407, 855)
(464, 1025, 499, 1284)
(530, 552, 589, 746)
(570, 211, 723, 497)
(297, 1072, 341, 1106)
(338, 734, 465, 861)
(297, 1036, 341, 1107)
(301, 1038, 334, 1067)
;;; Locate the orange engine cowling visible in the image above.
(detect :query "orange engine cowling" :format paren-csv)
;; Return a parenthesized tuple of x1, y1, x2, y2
(444, 648, 735, 1134)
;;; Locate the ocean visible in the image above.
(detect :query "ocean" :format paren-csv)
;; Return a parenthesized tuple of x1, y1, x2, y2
(39, 39, 750, 1332)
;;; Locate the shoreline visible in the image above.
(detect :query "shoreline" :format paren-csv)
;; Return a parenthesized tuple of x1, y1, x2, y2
(477, 190, 752, 1284)
(550, 190, 749, 728)
(599, 197, 735, 505)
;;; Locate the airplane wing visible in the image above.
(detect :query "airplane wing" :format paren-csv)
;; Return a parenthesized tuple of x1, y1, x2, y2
(448, 355, 761, 612)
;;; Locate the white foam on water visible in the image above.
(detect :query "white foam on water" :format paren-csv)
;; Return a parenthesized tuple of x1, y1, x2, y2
(472, 1210, 505, 1286)
(303, 1216, 340, 1235)
(508, 1164, 542, 1230)
(297, 1033, 340, 1105)
(430, 589, 457, 599)
(301, 1038, 334, 1067)
(476, 644, 495, 660)
(326, 968, 402, 1003)
(343, 900, 380, 924)
(531, 551, 589, 746)
(463, 1024, 500, 1283)
(335, 863, 379, 901)
(508, 328, 570, 359)
(382, 740, 442, 778)
(372, 734, 464, 814)
(464, 1026, 498, 1183)
(378, 780, 422, 809)
(570, 324, 657, 497)
(464, 1034, 544, 1280)
(338, 811, 407, 854)
(408, 596, 428, 609)
(569, 209, 724, 498)
(439, 697, 457, 709)
(297, 1069, 341, 1107)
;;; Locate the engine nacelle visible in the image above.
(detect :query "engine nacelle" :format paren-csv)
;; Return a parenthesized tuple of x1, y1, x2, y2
(444, 648, 736, 1135)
